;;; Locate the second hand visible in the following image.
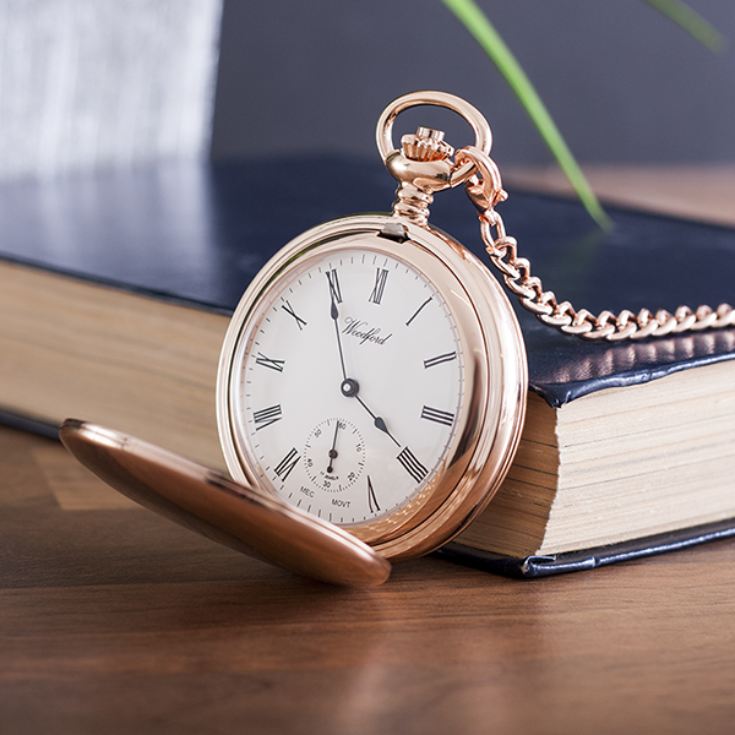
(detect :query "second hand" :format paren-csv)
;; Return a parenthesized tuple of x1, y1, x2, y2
(327, 419, 340, 473)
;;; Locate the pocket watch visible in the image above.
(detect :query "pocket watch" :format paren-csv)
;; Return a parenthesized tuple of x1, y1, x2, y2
(60, 91, 733, 587)
(213, 100, 528, 570)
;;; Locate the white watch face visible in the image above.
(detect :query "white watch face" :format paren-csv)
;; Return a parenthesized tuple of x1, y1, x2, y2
(230, 245, 465, 526)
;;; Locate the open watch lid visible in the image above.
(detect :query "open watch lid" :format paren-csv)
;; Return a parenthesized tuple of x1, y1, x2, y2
(59, 420, 391, 587)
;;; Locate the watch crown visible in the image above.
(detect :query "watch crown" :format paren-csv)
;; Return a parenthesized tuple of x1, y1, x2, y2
(400, 127, 454, 162)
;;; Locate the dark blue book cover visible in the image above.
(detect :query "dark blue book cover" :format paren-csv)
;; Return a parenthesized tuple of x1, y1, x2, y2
(1, 156, 733, 576)
(1, 155, 732, 408)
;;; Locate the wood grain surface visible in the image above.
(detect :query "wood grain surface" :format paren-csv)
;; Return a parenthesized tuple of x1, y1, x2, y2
(3, 168, 735, 734)
(2, 425, 735, 735)
(507, 164, 735, 226)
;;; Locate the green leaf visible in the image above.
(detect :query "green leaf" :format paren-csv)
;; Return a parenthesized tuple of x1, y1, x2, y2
(644, 0, 726, 53)
(442, 0, 612, 230)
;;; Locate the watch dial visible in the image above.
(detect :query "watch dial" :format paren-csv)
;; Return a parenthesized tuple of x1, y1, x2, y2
(232, 247, 465, 526)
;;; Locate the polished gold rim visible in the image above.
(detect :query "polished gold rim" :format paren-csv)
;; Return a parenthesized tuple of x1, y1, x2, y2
(216, 214, 527, 560)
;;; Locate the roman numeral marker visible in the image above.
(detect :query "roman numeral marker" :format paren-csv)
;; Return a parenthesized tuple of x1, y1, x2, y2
(397, 447, 428, 484)
(421, 405, 455, 427)
(326, 269, 342, 304)
(423, 351, 457, 369)
(369, 268, 389, 304)
(367, 475, 380, 513)
(253, 404, 282, 431)
(274, 448, 300, 481)
(255, 352, 285, 372)
(406, 297, 432, 326)
(281, 300, 307, 330)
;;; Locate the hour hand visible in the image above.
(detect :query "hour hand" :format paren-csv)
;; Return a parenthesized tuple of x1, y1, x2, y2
(341, 382, 399, 447)
(372, 414, 399, 446)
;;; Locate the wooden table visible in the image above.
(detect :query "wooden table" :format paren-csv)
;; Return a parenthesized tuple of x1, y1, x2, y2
(3, 168, 735, 734)
(2, 425, 735, 735)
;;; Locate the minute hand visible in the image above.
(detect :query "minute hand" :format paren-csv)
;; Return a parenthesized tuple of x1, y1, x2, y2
(328, 276, 348, 380)
(327, 275, 399, 446)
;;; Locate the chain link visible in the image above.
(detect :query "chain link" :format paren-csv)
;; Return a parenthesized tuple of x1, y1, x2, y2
(455, 146, 734, 342)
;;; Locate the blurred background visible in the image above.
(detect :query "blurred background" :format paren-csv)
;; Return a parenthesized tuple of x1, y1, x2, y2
(214, 0, 735, 165)
(2, 0, 733, 182)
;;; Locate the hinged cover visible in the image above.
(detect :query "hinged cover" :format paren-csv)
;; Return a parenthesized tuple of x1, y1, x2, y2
(59, 420, 391, 587)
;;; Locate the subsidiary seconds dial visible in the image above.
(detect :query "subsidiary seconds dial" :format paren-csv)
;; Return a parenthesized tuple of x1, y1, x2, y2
(233, 246, 464, 526)
(303, 418, 366, 493)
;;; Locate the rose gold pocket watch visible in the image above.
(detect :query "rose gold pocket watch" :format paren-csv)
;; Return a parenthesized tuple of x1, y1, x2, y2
(214, 91, 527, 566)
(61, 91, 732, 587)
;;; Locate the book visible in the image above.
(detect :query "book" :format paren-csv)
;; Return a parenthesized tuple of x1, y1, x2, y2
(1, 156, 733, 576)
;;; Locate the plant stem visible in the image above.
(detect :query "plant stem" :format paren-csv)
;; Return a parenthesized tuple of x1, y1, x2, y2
(443, 0, 612, 230)
(645, 0, 725, 53)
